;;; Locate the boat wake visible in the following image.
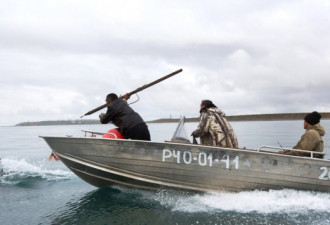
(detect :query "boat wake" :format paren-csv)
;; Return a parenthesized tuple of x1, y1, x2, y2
(154, 189, 330, 214)
(114, 186, 330, 214)
(0, 157, 74, 186)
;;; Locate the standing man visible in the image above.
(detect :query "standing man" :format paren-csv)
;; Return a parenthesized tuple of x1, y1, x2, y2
(99, 93, 151, 141)
(280, 111, 325, 158)
(191, 100, 238, 148)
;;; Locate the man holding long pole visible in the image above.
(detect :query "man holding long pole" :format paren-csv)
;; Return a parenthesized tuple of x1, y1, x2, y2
(99, 92, 151, 141)
(83, 69, 182, 141)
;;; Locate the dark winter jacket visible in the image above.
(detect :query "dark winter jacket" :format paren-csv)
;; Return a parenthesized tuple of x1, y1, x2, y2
(100, 98, 145, 136)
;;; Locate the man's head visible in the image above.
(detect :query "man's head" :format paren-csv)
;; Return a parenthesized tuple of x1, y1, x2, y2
(106, 93, 118, 104)
(200, 100, 217, 109)
(304, 111, 321, 128)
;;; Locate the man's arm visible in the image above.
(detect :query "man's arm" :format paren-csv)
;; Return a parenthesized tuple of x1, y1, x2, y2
(192, 113, 210, 137)
(293, 131, 319, 151)
(282, 131, 318, 156)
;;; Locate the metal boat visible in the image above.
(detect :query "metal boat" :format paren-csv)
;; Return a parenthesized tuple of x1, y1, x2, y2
(41, 117, 330, 192)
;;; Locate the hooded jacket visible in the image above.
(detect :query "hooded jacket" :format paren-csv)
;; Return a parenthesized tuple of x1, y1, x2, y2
(192, 107, 238, 148)
(285, 123, 325, 158)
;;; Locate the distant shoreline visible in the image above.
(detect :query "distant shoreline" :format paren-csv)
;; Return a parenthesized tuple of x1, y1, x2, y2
(14, 112, 330, 126)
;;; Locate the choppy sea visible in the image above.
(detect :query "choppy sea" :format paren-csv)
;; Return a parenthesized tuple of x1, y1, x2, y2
(0, 121, 329, 225)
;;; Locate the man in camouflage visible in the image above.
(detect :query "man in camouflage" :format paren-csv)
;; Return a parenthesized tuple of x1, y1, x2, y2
(191, 100, 238, 148)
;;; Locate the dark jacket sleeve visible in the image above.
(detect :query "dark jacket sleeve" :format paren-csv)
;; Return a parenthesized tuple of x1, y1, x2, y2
(100, 106, 117, 124)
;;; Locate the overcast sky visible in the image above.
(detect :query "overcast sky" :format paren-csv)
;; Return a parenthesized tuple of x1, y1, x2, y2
(1, 0, 330, 126)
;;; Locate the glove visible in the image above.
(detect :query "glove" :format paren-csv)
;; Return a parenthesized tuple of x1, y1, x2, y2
(191, 130, 198, 137)
(124, 93, 131, 100)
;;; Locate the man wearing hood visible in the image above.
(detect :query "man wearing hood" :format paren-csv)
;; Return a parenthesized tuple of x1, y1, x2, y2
(191, 100, 238, 148)
(280, 111, 325, 158)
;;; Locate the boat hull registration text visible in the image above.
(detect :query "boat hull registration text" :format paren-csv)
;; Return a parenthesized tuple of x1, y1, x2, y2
(162, 149, 239, 169)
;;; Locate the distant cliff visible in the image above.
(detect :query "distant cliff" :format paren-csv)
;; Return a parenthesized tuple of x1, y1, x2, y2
(148, 112, 330, 123)
(15, 112, 330, 126)
(15, 119, 101, 126)
(227, 112, 330, 121)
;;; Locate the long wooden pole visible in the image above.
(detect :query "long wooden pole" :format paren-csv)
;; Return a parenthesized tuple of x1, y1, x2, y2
(80, 69, 183, 118)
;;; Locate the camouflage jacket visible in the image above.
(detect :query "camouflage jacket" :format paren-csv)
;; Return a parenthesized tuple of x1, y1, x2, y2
(285, 123, 325, 158)
(192, 107, 238, 148)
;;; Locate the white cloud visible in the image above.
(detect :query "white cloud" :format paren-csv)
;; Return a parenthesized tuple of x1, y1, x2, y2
(1, 0, 330, 126)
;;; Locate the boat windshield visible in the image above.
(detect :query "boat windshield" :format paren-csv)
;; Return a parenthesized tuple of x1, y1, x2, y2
(171, 116, 191, 143)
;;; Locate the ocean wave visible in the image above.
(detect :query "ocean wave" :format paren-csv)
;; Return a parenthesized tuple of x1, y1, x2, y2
(0, 158, 74, 185)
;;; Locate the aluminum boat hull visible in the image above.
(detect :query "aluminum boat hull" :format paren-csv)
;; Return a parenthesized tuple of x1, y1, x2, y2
(41, 136, 330, 192)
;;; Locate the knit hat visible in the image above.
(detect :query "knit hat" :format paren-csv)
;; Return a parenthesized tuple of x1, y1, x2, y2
(304, 111, 321, 125)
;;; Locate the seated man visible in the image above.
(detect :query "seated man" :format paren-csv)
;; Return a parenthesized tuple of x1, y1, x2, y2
(280, 111, 325, 158)
(191, 100, 238, 148)
(99, 93, 151, 141)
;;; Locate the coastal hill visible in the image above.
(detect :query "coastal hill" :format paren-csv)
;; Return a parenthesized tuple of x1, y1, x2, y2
(150, 112, 330, 123)
(15, 112, 330, 126)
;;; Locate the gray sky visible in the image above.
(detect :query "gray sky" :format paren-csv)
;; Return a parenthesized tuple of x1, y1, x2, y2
(1, 0, 330, 126)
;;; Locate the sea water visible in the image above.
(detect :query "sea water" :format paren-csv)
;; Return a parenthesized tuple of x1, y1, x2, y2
(0, 121, 329, 225)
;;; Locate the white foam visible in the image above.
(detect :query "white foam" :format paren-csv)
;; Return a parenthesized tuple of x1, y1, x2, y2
(153, 189, 330, 213)
(106, 184, 330, 214)
(0, 157, 74, 181)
